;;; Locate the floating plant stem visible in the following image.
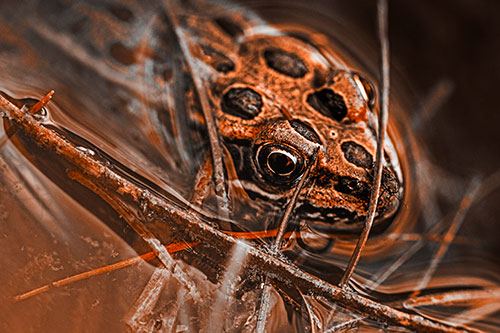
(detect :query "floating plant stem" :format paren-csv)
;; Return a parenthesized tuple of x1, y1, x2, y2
(125, 263, 171, 331)
(206, 241, 250, 332)
(273, 147, 319, 251)
(298, 289, 319, 333)
(12, 241, 198, 302)
(10, 228, 294, 303)
(405, 287, 500, 308)
(411, 178, 481, 297)
(339, 0, 391, 289)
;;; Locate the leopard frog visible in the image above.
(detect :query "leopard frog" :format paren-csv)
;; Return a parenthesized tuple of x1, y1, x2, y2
(176, 0, 404, 235)
(0, 0, 403, 237)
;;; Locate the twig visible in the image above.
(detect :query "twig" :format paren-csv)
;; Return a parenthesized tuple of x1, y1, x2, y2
(366, 213, 451, 290)
(339, 0, 391, 288)
(0, 93, 472, 332)
(125, 263, 170, 331)
(255, 148, 318, 332)
(163, 0, 230, 221)
(206, 240, 250, 332)
(298, 289, 318, 333)
(273, 148, 319, 251)
(405, 288, 500, 328)
(12, 242, 197, 302)
(411, 178, 481, 297)
(447, 302, 500, 327)
(29, 90, 54, 115)
(405, 287, 500, 308)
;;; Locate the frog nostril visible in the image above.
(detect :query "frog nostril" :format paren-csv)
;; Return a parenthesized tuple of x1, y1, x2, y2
(306, 88, 347, 122)
(334, 176, 371, 201)
(267, 151, 297, 176)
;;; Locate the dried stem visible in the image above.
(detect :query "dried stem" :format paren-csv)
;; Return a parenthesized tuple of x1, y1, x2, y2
(405, 287, 500, 308)
(29, 90, 54, 114)
(411, 178, 481, 297)
(256, 148, 319, 332)
(273, 148, 319, 251)
(125, 263, 171, 331)
(12, 242, 197, 302)
(1, 93, 472, 332)
(298, 289, 318, 333)
(339, 0, 391, 288)
(163, 0, 230, 220)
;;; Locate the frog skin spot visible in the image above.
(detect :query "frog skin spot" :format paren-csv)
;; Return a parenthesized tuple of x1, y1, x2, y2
(341, 140, 373, 169)
(306, 88, 348, 122)
(263, 47, 309, 78)
(221, 87, 263, 120)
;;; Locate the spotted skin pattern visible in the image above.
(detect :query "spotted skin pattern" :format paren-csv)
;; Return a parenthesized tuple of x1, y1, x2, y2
(177, 1, 403, 233)
(0, 0, 403, 235)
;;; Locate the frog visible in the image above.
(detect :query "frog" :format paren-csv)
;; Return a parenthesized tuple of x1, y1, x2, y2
(0, 0, 407, 330)
(0, 0, 403, 238)
(177, 1, 404, 236)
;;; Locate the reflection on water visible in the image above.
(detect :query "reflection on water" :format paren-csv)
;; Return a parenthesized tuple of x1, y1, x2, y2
(1, 0, 500, 331)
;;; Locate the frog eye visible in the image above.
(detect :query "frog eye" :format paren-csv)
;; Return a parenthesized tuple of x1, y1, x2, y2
(255, 143, 305, 185)
(353, 73, 376, 108)
(221, 87, 263, 119)
(306, 88, 347, 122)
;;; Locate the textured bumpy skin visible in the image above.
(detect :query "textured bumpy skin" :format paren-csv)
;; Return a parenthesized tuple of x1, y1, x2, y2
(178, 0, 404, 234)
(0, 0, 403, 234)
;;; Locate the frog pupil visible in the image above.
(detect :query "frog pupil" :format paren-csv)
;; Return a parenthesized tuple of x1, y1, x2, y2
(267, 151, 296, 176)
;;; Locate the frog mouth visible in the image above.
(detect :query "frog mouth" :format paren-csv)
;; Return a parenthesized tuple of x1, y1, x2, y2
(298, 203, 362, 224)
(297, 202, 397, 235)
(237, 180, 400, 235)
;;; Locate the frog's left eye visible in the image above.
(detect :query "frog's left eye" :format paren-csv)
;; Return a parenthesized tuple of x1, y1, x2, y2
(353, 73, 376, 108)
(255, 143, 305, 185)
